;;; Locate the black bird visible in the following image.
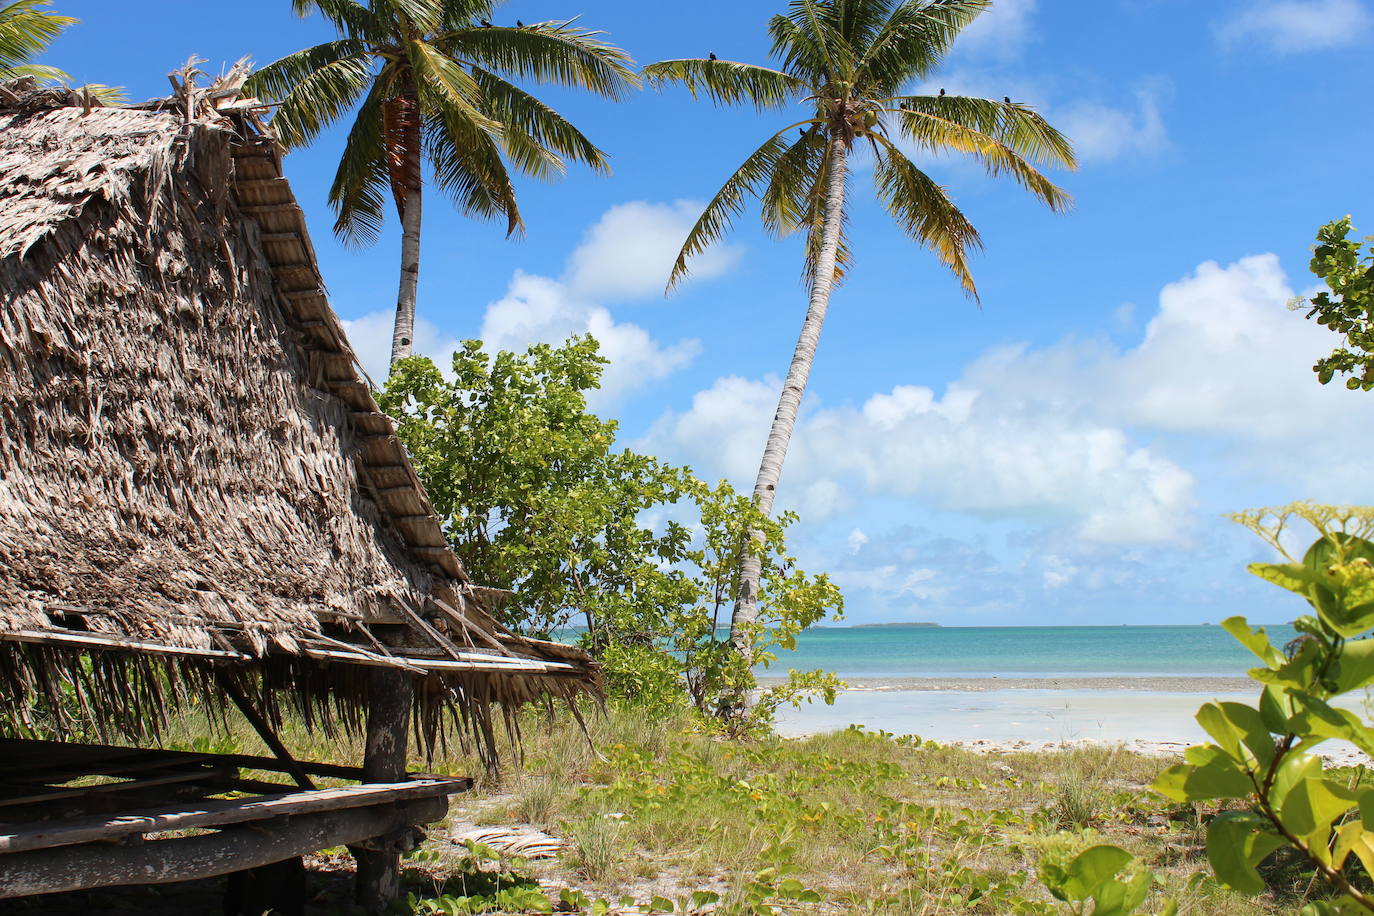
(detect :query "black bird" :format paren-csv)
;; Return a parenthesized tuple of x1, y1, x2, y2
(517, 19, 524, 27)
(938, 88, 945, 96)
(1004, 96, 1011, 104)
(709, 52, 718, 60)
(480, 18, 491, 27)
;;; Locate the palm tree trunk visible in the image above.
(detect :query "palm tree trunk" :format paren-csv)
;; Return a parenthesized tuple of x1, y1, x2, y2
(389, 186, 422, 365)
(726, 136, 849, 717)
(385, 82, 423, 369)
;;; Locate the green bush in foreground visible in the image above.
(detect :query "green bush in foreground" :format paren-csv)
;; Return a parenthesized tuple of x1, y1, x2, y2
(1154, 504, 1374, 914)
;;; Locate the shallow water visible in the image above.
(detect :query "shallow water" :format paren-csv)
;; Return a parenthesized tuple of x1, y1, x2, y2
(768, 624, 1299, 679)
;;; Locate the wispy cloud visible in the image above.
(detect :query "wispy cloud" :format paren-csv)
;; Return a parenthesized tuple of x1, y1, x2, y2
(1216, 0, 1372, 53)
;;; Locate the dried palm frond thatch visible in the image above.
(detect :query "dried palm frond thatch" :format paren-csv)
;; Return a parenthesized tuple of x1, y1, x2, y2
(0, 68, 598, 766)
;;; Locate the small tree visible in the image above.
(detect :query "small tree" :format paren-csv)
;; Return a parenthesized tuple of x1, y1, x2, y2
(1299, 217, 1374, 391)
(380, 343, 842, 729)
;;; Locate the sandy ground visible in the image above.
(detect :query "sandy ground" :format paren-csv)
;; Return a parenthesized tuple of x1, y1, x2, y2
(766, 675, 1373, 768)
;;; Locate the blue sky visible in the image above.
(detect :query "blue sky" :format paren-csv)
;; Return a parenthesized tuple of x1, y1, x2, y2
(45, 0, 1374, 626)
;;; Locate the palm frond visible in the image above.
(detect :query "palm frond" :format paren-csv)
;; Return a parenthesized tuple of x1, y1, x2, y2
(0, 61, 65, 82)
(376, 0, 444, 33)
(759, 124, 826, 238)
(828, 0, 895, 53)
(405, 37, 491, 126)
(470, 67, 611, 175)
(889, 97, 1074, 210)
(0, 0, 73, 73)
(642, 58, 806, 111)
(424, 107, 523, 236)
(855, 0, 989, 92)
(289, 0, 375, 37)
(765, 10, 830, 84)
(445, 19, 639, 100)
(871, 132, 981, 297)
(328, 78, 392, 247)
(778, 0, 846, 80)
(250, 42, 374, 149)
(666, 127, 798, 291)
(893, 93, 1076, 168)
(801, 139, 852, 290)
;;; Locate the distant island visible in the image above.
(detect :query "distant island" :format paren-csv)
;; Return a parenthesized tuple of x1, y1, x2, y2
(849, 621, 941, 629)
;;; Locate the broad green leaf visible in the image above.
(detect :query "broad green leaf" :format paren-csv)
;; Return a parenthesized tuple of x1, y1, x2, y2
(1154, 745, 1254, 801)
(1333, 821, 1374, 874)
(1222, 616, 1284, 667)
(1267, 749, 1321, 809)
(1196, 702, 1276, 765)
(1259, 685, 1294, 733)
(1332, 637, 1374, 694)
(1251, 638, 1324, 691)
(1280, 776, 1356, 861)
(1057, 844, 1133, 901)
(1206, 811, 1287, 895)
(1247, 563, 1328, 601)
(1291, 693, 1374, 756)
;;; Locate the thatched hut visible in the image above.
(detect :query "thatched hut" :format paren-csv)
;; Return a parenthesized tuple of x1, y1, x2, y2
(0, 69, 597, 912)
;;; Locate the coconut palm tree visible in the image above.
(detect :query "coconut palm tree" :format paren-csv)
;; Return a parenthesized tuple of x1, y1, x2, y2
(644, 0, 1076, 710)
(0, 0, 73, 83)
(246, 0, 637, 369)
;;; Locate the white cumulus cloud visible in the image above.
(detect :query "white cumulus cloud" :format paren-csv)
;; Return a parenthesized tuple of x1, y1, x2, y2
(1216, 0, 1372, 53)
(341, 310, 461, 386)
(340, 199, 735, 402)
(563, 200, 743, 301)
(643, 252, 1374, 546)
(480, 271, 701, 407)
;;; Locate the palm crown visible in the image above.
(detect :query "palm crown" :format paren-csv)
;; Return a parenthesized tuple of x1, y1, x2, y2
(645, 0, 1076, 297)
(0, 0, 75, 85)
(245, 0, 639, 246)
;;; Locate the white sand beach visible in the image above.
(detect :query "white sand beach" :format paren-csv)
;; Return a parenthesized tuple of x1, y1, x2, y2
(767, 677, 1371, 767)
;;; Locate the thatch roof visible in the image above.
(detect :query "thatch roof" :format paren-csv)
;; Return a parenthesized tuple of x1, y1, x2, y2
(0, 71, 597, 757)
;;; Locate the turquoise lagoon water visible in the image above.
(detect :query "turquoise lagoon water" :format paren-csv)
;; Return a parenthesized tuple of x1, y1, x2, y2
(766, 624, 1312, 743)
(764, 624, 1299, 679)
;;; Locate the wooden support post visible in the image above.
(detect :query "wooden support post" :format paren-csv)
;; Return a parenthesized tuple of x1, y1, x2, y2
(353, 666, 413, 914)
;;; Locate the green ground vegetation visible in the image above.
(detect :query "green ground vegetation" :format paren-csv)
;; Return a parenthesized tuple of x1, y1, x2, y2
(73, 703, 1357, 916)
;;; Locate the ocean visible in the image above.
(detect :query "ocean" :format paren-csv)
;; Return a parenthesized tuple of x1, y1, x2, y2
(765, 624, 1299, 679)
(766, 624, 1311, 744)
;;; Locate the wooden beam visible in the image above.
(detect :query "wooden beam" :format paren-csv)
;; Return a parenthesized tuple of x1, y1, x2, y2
(0, 778, 462, 854)
(0, 796, 448, 899)
(214, 671, 315, 791)
(0, 630, 249, 660)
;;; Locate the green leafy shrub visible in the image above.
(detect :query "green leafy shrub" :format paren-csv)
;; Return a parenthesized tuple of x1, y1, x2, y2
(1153, 503, 1374, 913)
(380, 339, 843, 729)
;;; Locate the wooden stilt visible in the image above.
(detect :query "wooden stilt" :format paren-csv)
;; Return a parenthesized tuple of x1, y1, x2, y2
(353, 666, 413, 914)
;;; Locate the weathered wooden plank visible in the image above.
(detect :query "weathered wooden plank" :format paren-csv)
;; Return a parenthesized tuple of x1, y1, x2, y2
(0, 739, 363, 783)
(0, 630, 249, 660)
(0, 767, 235, 810)
(0, 796, 448, 898)
(0, 778, 465, 854)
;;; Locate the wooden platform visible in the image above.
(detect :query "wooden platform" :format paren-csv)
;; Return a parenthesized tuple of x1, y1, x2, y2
(0, 738, 472, 898)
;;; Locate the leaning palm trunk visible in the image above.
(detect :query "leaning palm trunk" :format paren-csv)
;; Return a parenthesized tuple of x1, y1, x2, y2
(385, 89, 424, 368)
(727, 137, 849, 717)
(390, 187, 422, 365)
